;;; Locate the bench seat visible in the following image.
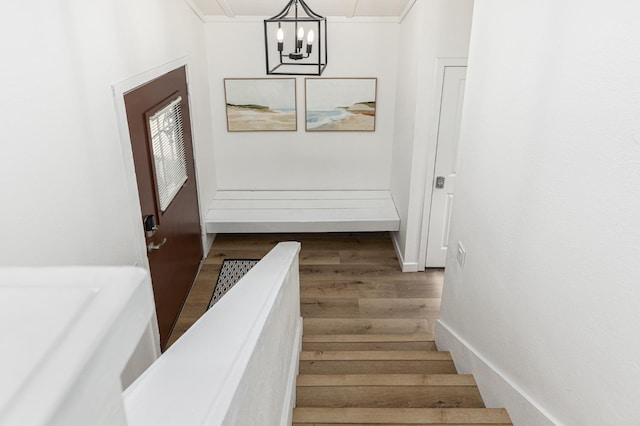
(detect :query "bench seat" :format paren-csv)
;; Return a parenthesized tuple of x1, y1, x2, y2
(205, 191, 400, 233)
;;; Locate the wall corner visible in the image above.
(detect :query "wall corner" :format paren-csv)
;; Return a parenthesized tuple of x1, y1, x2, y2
(391, 231, 420, 272)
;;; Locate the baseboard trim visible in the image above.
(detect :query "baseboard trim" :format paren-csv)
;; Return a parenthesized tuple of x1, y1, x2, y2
(390, 232, 419, 272)
(281, 316, 303, 426)
(204, 232, 215, 257)
(436, 319, 559, 426)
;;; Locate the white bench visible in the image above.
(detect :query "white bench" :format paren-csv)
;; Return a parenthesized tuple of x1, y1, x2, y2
(204, 190, 400, 233)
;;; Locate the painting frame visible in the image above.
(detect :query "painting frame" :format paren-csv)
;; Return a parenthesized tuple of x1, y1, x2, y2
(224, 78, 297, 132)
(305, 78, 377, 132)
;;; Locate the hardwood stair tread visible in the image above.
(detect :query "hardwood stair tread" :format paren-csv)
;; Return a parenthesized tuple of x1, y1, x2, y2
(292, 407, 513, 424)
(296, 388, 484, 409)
(297, 374, 476, 387)
(301, 297, 442, 319)
(302, 333, 435, 343)
(303, 341, 437, 352)
(300, 351, 451, 361)
(296, 374, 485, 409)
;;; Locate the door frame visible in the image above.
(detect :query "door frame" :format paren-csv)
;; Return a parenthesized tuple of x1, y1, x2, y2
(418, 58, 467, 270)
(111, 56, 204, 353)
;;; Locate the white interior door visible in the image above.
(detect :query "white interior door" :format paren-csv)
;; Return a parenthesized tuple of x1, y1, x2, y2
(425, 66, 467, 267)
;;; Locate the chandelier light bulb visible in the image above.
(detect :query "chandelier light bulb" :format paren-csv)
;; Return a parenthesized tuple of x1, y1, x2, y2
(306, 29, 315, 54)
(276, 28, 284, 42)
(297, 27, 304, 40)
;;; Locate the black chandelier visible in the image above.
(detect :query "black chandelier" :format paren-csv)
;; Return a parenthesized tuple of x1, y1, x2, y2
(264, 0, 327, 76)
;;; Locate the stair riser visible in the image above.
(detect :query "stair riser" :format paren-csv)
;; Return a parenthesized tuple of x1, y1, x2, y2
(299, 361, 457, 375)
(296, 386, 484, 408)
(302, 342, 437, 351)
(304, 319, 431, 335)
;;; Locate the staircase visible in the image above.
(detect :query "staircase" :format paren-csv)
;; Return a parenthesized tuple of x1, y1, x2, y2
(176, 232, 512, 425)
(294, 239, 512, 425)
(293, 330, 511, 425)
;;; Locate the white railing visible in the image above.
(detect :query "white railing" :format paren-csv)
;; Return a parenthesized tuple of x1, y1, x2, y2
(124, 242, 302, 426)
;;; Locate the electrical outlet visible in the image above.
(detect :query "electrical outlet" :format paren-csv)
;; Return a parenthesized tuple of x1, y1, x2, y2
(456, 242, 466, 268)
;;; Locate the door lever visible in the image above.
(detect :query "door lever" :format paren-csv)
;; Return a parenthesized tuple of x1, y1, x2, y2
(148, 238, 167, 252)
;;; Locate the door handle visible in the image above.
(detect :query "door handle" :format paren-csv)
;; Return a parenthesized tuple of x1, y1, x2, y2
(148, 238, 167, 252)
(435, 176, 445, 189)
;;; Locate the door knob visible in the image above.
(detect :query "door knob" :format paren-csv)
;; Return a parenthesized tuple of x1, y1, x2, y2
(148, 238, 167, 252)
(435, 176, 445, 189)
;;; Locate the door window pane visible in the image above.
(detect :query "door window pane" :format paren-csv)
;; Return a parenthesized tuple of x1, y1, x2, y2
(148, 97, 188, 212)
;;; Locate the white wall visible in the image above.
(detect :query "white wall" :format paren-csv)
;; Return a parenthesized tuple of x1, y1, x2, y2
(437, 1, 640, 424)
(1, 0, 215, 265)
(1, 0, 216, 379)
(390, 0, 474, 270)
(205, 20, 398, 190)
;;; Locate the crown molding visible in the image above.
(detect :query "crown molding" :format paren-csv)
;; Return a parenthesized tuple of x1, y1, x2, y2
(399, 0, 418, 23)
(216, 0, 236, 17)
(183, 0, 206, 23)
(203, 15, 400, 24)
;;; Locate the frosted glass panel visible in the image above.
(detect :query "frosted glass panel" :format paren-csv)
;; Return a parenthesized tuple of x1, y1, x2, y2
(148, 97, 187, 212)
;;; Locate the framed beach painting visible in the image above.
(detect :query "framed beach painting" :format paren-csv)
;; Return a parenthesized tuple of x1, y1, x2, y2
(305, 78, 377, 132)
(224, 78, 297, 131)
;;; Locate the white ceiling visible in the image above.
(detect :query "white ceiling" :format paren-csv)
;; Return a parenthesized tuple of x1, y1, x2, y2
(192, 0, 415, 19)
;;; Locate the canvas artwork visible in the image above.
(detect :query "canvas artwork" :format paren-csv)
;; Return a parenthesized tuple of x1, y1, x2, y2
(224, 78, 297, 131)
(305, 78, 377, 131)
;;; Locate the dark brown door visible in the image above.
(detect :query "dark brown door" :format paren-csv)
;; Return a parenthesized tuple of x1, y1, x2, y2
(125, 66, 203, 350)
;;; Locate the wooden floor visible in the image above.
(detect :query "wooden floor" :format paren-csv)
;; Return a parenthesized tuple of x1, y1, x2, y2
(167, 232, 442, 347)
(166, 232, 511, 425)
